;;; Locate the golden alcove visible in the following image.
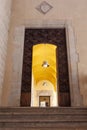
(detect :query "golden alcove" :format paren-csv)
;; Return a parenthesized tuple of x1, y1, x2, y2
(31, 43, 58, 107)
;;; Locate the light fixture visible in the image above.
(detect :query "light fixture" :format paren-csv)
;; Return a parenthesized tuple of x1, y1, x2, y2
(42, 61, 49, 68)
(42, 82, 47, 86)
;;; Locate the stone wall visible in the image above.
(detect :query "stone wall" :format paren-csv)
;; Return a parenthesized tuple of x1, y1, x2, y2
(2, 0, 87, 106)
(0, 0, 12, 105)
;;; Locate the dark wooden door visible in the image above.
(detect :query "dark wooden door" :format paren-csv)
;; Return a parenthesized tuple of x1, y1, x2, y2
(20, 28, 71, 107)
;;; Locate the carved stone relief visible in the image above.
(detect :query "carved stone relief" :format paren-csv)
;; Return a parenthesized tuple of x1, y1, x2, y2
(36, 1, 53, 14)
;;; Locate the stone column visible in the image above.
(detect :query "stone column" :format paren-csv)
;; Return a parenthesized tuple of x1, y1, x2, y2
(0, 0, 12, 105)
(66, 22, 83, 106)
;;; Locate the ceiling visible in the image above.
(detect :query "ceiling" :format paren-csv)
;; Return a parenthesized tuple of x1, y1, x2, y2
(32, 43, 57, 90)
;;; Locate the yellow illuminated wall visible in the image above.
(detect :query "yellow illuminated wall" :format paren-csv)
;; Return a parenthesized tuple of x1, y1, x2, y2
(32, 43, 57, 91)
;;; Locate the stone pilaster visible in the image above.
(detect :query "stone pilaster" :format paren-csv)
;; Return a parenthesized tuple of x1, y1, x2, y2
(0, 0, 12, 105)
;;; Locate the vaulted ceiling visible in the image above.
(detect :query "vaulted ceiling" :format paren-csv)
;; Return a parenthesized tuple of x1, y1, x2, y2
(32, 43, 57, 90)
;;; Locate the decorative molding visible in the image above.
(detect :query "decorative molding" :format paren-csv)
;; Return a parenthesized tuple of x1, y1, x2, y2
(36, 1, 53, 14)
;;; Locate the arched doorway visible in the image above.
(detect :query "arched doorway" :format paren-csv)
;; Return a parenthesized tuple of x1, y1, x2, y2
(31, 44, 58, 107)
(20, 28, 71, 107)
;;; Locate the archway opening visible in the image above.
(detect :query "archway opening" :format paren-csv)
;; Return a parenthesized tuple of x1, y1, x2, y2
(31, 43, 58, 107)
(20, 28, 71, 107)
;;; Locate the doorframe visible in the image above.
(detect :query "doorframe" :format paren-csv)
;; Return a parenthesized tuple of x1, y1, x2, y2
(12, 20, 83, 107)
(39, 96, 50, 107)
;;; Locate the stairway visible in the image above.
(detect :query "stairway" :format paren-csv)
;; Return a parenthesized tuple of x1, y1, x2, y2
(0, 107, 87, 129)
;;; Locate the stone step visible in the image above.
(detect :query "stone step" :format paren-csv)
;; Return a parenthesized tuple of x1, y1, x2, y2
(0, 115, 87, 122)
(0, 107, 87, 114)
(0, 107, 87, 129)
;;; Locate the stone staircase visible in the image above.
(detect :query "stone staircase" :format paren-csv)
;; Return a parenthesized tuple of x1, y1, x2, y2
(0, 107, 87, 129)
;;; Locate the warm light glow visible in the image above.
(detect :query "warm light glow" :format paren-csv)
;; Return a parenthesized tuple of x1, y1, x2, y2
(32, 43, 57, 91)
